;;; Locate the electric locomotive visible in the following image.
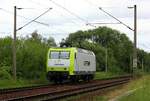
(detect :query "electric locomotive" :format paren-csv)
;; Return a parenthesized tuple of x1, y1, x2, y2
(46, 47, 96, 83)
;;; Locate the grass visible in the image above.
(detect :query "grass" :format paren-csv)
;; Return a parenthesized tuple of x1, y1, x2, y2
(119, 75, 150, 101)
(92, 96, 108, 101)
(94, 71, 124, 80)
(92, 73, 150, 101)
(0, 79, 49, 89)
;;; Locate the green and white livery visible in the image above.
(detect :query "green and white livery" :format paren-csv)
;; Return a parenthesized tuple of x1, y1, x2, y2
(46, 47, 96, 83)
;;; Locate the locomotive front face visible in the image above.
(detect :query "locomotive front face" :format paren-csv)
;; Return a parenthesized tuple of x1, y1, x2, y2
(47, 51, 70, 71)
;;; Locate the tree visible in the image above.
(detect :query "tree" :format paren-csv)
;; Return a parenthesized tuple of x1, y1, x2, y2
(61, 26, 134, 73)
(0, 31, 57, 80)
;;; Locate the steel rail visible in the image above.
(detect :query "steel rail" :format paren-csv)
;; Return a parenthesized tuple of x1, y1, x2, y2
(0, 75, 132, 101)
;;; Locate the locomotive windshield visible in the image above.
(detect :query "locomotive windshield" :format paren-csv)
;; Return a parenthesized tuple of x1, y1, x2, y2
(50, 52, 59, 59)
(60, 52, 70, 59)
(50, 51, 70, 59)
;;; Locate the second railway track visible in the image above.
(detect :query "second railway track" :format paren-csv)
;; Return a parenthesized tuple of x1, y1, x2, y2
(0, 75, 132, 101)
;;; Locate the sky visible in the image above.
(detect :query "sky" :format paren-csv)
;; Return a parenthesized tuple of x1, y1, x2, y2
(0, 0, 150, 52)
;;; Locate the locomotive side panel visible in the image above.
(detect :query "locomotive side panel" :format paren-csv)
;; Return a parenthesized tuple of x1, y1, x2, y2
(74, 48, 96, 75)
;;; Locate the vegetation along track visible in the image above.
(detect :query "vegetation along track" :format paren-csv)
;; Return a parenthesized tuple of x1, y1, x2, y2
(0, 75, 132, 101)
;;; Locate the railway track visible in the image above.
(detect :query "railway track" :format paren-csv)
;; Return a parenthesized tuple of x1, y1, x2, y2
(0, 75, 132, 101)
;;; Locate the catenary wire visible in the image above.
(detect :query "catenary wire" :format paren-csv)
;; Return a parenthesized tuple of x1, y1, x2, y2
(0, 8, 49, 26)
(49, 0, 96, 28)
(17, 8, 52, 31)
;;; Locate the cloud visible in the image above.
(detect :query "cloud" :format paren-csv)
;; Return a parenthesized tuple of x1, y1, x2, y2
(0, 0, 150, 51)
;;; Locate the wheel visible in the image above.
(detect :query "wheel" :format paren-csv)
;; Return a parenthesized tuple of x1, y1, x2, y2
(58, 77, 63, 84)
(46, 73, 52, 82)
(70, 76, 79, 83)
(81, 75, 88, 81)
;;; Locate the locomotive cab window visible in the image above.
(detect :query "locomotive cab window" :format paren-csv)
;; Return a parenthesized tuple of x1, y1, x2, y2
(50, 51, 70, 59)
(60, 52, 70, 59)
(50, 52, 59, 59)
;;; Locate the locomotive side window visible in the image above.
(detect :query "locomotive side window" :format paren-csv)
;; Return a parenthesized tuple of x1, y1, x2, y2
(75, 53, 76, 59)
(50, 52, 59, 59)
(60, 52, 70, 59)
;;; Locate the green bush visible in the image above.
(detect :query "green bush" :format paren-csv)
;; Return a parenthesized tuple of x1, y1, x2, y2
(0, 66, 11, 79)
(0, 31, 56, 80)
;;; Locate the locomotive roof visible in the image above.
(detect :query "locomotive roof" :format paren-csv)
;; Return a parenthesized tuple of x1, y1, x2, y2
(49, 47, 94, 55)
